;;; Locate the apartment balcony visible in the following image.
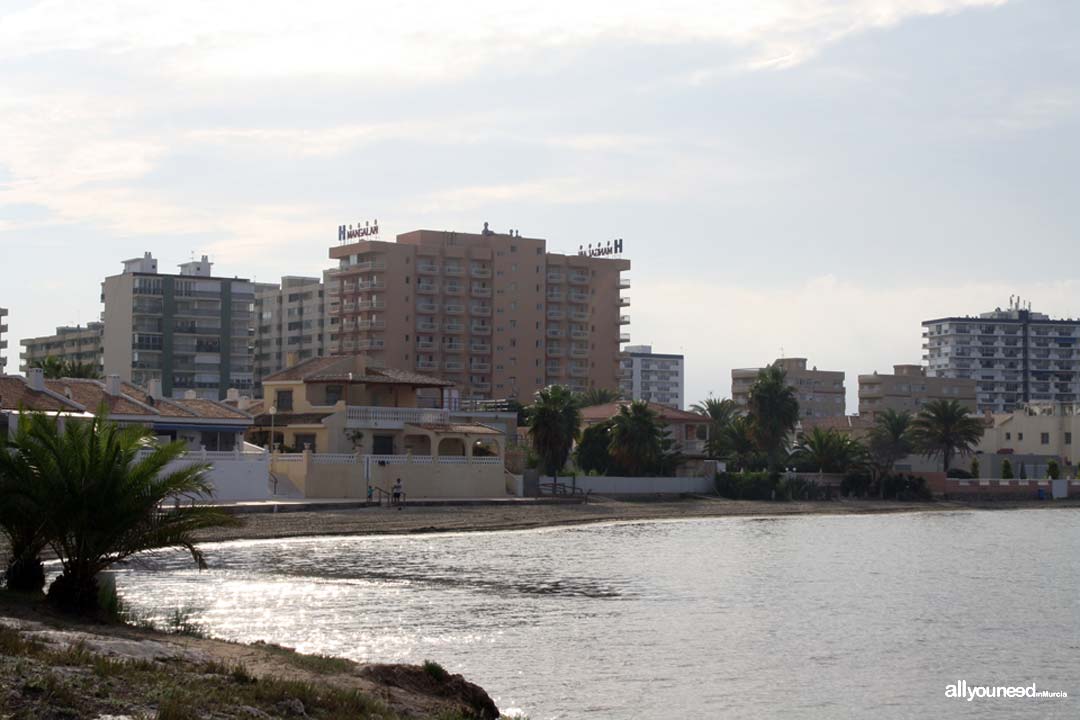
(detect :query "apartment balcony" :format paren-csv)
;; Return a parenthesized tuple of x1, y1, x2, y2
(356, 280, 386, 291)
(417, 321, 439, 332)
(569, 272, 589, 285)
(571, 328, 589, 339)
(546, 292, 564, 303)
(547, 327, 565, 339)
(470, 362, 491, 372)
(445, 303, 465, 315)
(619, 333, 631, 343)
(547, 309, 564, 321)
(417, 283, 439, 294)
(568, 290, 589, 303)
(444, 323, 465, 334)
(619, 315, 631, 325)
(470, 342, 491, 353)
(444, 283, 465, 295)
(547, 271, 564, 283)
(417, 302, 440, 314)
(340, 319, 357, 332)
(417, 262, 440, 274)
(417, 339, 436, 350)
(356, 339, 385, 351)
(547, 346, 565, 357)
(471, 324, 492, 336)
(444, 264, 464, 276)
(569, 366, 589, 378)
(569, 310, 588, 322)
(417, 359, 439, 371)
(355, 319, 386, 331)
(470, 304, 492, 317)
(618, 277, 630, 290)
(355, 300, 386, 311)
(471, 381, 492, 393)
(571, 345, 589, 358)
(619, 296, 630, 307)
(471, 286, 492, 298)
(342, 301, 357, 313)
(350, 260, 387, 273)
(346, 406, 450, 430)
(443, 341, 464, 352)
(444, 359, 464, 371)
(470, 266, 492, 279)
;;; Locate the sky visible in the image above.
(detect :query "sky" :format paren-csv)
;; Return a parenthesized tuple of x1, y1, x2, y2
(2, 0, 1079, 409)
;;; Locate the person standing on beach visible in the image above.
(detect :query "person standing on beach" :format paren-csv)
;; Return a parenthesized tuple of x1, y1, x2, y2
(392, 478, 403, 506)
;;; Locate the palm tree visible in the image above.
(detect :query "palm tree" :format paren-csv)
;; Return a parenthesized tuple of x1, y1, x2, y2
(29, 355, 67, 379)
(3, 412, 237, 612)
(527, 385, 582, 479)
(574, 420, 614, 475)
(789, 427, 866, 474)
(574, 387, 621, 408)
(866, 409, 914, 493)
(746, 365, 801, 471)
(0, 418, 51, 592)
(63, 361, 100, 379)
(691, 397, 740, 456)
(608, 401, 665, 476)
(716, 415, 761, 472)
(909, 399, 986, 473)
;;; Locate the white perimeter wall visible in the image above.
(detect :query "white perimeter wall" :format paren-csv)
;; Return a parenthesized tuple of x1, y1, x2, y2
(543, 475, 713, 494)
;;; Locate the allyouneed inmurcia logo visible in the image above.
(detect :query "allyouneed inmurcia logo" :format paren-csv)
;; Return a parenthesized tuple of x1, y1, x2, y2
(945, 680, 1068, 701)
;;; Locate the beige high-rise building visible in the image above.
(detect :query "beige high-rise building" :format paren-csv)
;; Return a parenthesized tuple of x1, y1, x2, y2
(732, 357, 845, 418)
(253, 273, 340, 394)
(20, 322, 105, 375)
(329, 227, 630, 401)
(858, 364, 977, 416)
(0, 307, 7, 373)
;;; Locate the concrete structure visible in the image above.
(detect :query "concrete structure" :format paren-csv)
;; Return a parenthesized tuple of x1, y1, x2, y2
(329, 227, 630, 402)
(253, 273, 339, 393)
(977, 403, 1080, 473)
(19, 322, 105, 375)
(618, 345, 684, 408)
(0, 307, 7, 373)
(102, 252, 255, 400)
(923, 300, 1080, 413)
(858, 364, 977, 416)
(732, 357, 845, 418)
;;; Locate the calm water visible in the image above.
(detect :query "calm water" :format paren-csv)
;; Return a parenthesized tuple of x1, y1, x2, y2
(113, 510, 1079, 719)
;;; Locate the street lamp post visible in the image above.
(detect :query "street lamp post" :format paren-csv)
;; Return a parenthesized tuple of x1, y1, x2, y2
(269, 405, 278, 452)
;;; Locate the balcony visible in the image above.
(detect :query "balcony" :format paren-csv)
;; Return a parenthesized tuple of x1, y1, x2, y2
(471, 285, 492, 298)
(471, 381, 492, 393)
(546, 292, 564, 303)
(444, 360, 464, 371)
(417, 320, 438, 332)
(417, 262, 440, 274)
(470, 304, 492, 317)
(356, 280, 385, 291)
(417, 339, 436, 350)
(569, 290, 589, 303)
(444, 283, 465, 295)
(619, 315, 631, 325)
(470, 342, 491, 353)
(547, 346, 565, 357)
(547, 309, 564, 321)
(355, 319, 386, 331)
(620, 297, 630, 307)
(445, 303, 465, 314)
(355, 300, 386, 311)
(417, 359, 439, 371)
(346, 406, 450, 429)
(350, 260, 387, 273)
(571, 345, 589, 358)
(470, 362, 491, 372)
(570, 366, 589, 378)
(569, 310, 588, 322)
(547, 271, 564, 283)
(471, 324, 492, 336)
(619, 333, 630, 343)
(444, 264, 464, 276)
(547, 327, 565, 339)
(470, 265, 492, 279)
(417, 302, 439, 313)
(546, 365, 562, 375)
(356, 339, 385, 351)
(569, 272, 589, 285)
(443, 341, 464, 352)
(444, 323, 465, 334)
(571, 327, 588, 339)
(417, 283, 439, 294)
(618, 277, 630, 290)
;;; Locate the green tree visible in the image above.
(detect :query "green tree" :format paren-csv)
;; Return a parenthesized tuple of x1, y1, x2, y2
(574, 420, 614, 475)
(0, 419, 51, 592)
(63, 361, 100, 379)
(2, 412, 236, 613)
(909, 399, 985, 473)
(574, 387, 621, 408)
(1001, 458, 1014, 479)
(29, 356, 67, 379)
(746, 365, 800, 471)
(1019, 462, 1028, 480)
(527, 386, 582, 478)
(789, 427, 866, 474)
(608, 401, 666, 476)
(970, 456, 980, 478)
(691, 397, 740, 457)
(716, 415, 762, 472)
(1047, 459, 1060, 480)
(866, 409, 914, 497)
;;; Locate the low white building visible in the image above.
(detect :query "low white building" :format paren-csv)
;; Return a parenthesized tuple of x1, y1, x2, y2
(618, 345, 685, 409)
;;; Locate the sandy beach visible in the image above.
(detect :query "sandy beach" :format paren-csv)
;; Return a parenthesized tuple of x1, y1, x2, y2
(193, 495, 1080, 544)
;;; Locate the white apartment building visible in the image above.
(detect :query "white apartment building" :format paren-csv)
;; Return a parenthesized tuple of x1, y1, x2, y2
(923, 300, 1080, 413)
(20, 322, 105, 375)
(102, 252, 255, 400)
(618, 345, 685, 408)
(0, 307, 8, 373)
(253, 273, 339, 393)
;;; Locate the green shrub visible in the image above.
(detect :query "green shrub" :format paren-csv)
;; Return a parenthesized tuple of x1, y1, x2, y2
(1048, 460, 1060, 480)
(1019, 462, 1028, 480)
(841, 471, 872, 498)
(714, 471, 776, 500)
(946, 467, 973, 479)
(970, 457, 980, 478)
(1001, 459, 1014, 479)
(422, 660, 450, 682)
(881, 474, 931, 501)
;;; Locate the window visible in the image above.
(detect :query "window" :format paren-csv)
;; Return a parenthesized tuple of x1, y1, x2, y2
(275, 389, 293, 411)
(1005, 432, 1011, 441)
(1067, 432, 1073, 445)
(1018, 433, 1023, 441)
(325, 384, 343, 405)
(1041, 433, 1050, 445)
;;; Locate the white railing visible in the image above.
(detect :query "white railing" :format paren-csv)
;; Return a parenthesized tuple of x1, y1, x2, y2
(346, 406, 450, 425)
(136, 447, 268, 462)
(367, 454, 500, 465)
(313, 453, 359, 465)
(272, 453, 304, 463)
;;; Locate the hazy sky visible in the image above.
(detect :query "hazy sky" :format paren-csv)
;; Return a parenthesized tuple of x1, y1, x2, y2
(3, 0, 1079, 408)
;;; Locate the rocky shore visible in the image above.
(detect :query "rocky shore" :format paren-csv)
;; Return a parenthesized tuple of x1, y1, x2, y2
(0, 595, 500, 719)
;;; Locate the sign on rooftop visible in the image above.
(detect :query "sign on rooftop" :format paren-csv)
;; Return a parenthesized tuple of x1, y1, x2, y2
(578, 238, 624, 258)
(338, 219, 380, 243)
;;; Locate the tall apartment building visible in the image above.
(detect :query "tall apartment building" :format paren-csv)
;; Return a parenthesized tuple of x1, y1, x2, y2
(253, 273, 339, 393)
(732, 357, 845, 418)
(20, 322, 105, 375)
(102, 252, 255, 400)
(923, 301, 1080, 413)
(329, 228, 630, 401)
(0, 307, 8, 373)
(618, 345, 685, 408)
(858, 364, 976, 416)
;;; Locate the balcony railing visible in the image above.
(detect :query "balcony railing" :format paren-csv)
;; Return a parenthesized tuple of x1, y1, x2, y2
(470, 266, 492, 279)
(470, 305, 492, 317)
(445, 303, 465, 314)
(471, 324, 492, 335)
(547, 309, 564, 321)
(470, 343, 491, 353)
(346, 406, 450, 428)
(547, 327, 564, 338)
(471, 286, 492, 298)
(620, 297, 630, 307)
(444, 284, 464, 295)
(417, 359, 439, 371)
(547, 272, 564, 283)
(470, 362, 491, 372)
(569, 272, 589, 285)
(569, 310, 588, 322)
(445, 323, 465, 334)
(417, 263, 440, 274)
(619, 315, 631, 325)
(444, 265, 464, 276)
(569, 291, 589, 303)
(417, 283, 439, 294)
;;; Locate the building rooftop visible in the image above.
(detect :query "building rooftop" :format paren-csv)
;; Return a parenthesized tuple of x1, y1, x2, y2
(580, 400, 703, 424)
(263, 355, 454, 387)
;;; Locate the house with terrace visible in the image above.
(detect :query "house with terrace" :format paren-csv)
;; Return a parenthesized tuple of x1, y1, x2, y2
(254, 355, 509, 498)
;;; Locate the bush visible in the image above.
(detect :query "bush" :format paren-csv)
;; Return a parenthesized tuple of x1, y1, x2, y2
(946, 468, 973, 479)
(1001, 459, 1014, 479)
(715, 471, 776, 500)
(970, 457, 980, 478)
(776, 476, 826, 501)
(1048, 460, 1060, 480)
(422, 660, 450, 682)
(841, 471, 872, 498)
(881, 474, 931, 501)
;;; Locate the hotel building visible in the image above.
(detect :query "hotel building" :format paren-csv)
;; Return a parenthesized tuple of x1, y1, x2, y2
(0, 307, 7, 373)
(253, 273, 339, 393)
(618, 345, 685, 408)
(923, 301, 1080, 413)
(20, 322, 105, 375)
(732, 357, 845, 418)
(329, 227, 630, 401)
(858, 364, 976, 416)
(102, 252, 255, 400)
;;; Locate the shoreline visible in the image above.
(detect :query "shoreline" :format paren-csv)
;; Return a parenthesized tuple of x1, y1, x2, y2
(192, 495, 1080, 545)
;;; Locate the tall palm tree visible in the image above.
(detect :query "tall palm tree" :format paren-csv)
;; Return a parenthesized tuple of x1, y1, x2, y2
(3, 412, 236, 612)
(0, 418, 51, 592)
(747, 365, 801, 471)
(29, 355, 67, 379)
(574, 387, 621, 408)
(909, 399, 985, 473)
(691, 397, 740, 456)
(63, 361, 100, 379)
(789, 427, 866, 474)
(866, 409, 914, 484)
(527, 385, 582, 479)
(717, 415, 761, 472)
(574, 420, 614, 475)
(608, 400, 665, 476)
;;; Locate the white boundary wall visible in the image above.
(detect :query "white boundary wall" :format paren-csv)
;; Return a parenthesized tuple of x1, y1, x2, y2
(542, 475, 713, 495)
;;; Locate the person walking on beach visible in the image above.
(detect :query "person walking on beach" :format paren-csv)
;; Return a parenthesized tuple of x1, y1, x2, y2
(392, 478, 403, 507)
